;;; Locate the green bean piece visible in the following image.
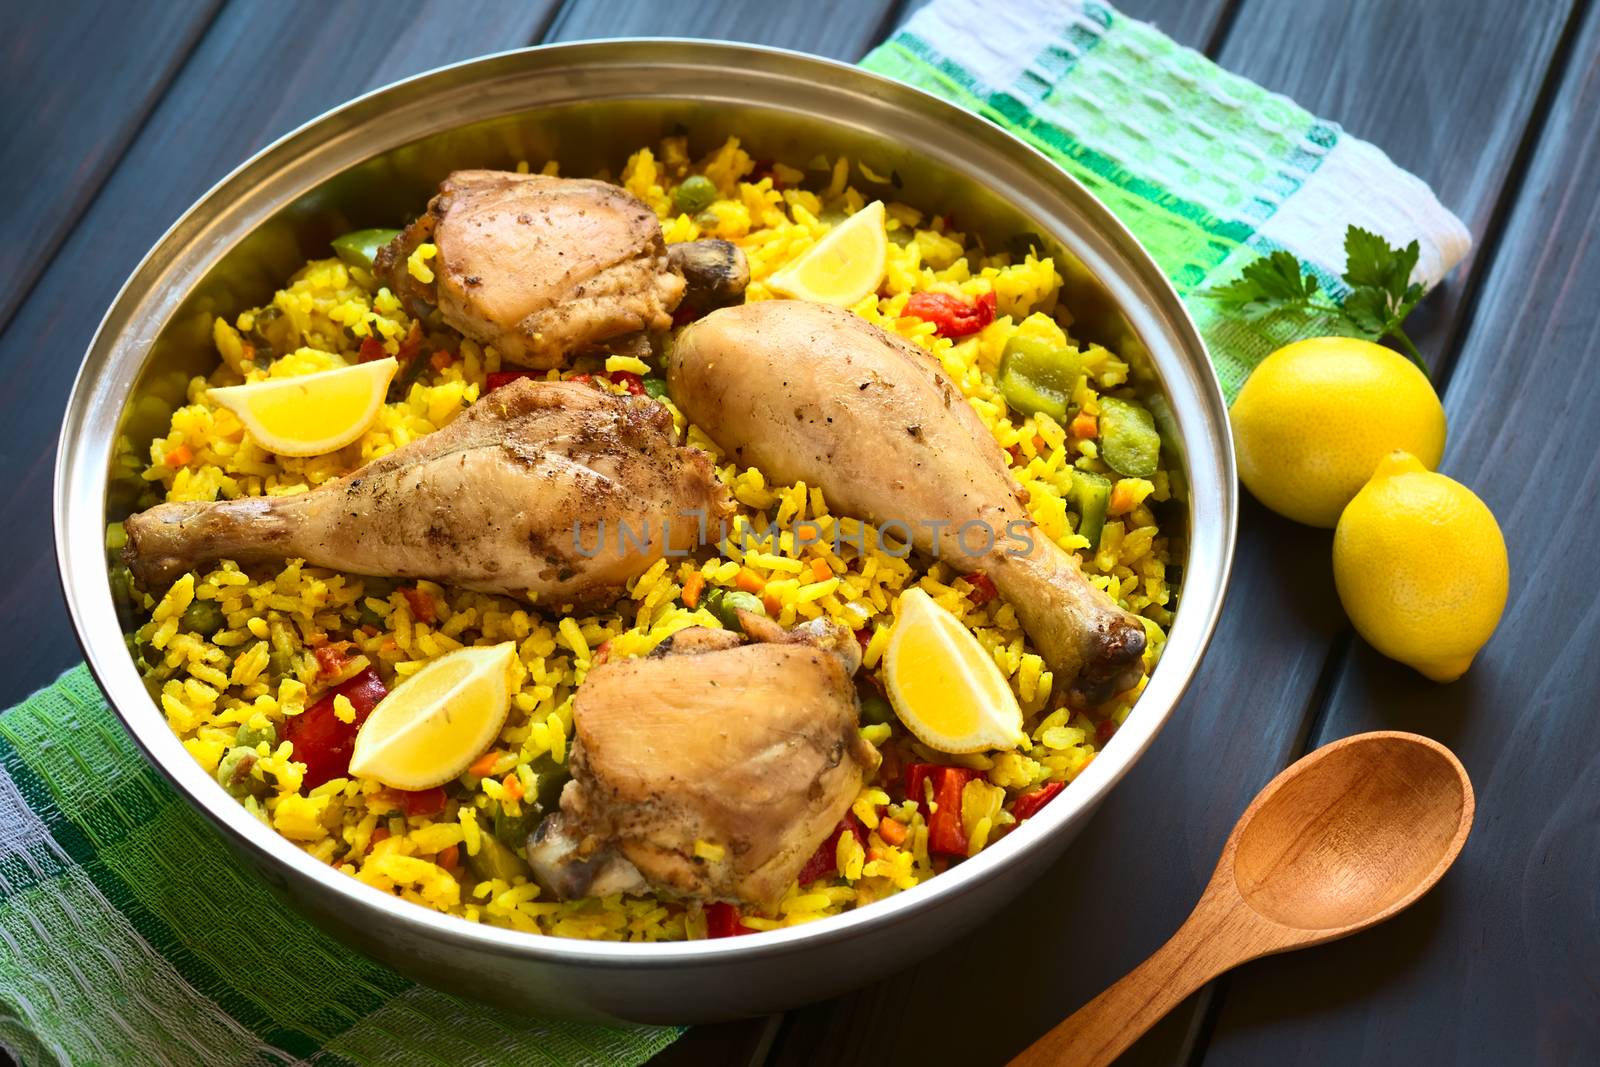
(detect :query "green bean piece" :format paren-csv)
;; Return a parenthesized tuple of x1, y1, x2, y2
(642, 376, 669, 399)
(465, 831, 533, 883)
(1098, 397, 1161, 477)
(673, 175, 718, 215)
(528, 753, 571, 813)
(331, 228, 401, 271)
(1072, 470, 1113, 550)
(997, 335, 1082, 423)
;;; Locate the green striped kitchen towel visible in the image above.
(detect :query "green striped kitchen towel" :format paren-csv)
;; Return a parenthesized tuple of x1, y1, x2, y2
(866, 0, 1471, 400)
(0, 667, 681, 1067)
(1, 4, 1470, 1066)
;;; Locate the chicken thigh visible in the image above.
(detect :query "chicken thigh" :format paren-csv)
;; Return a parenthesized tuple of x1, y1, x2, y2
(123, 379, 729, 606)
(668, 300, 1148, 699)
(527, 617, 876, 907)
(376, 170, 747, 367)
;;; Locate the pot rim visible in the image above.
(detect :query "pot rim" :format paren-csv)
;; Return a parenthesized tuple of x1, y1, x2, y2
(54, 38, 1236, 971)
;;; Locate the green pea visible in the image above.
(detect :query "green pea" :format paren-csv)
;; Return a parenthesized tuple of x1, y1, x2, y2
(859, 693, 895, 726)
(235, 717, 277, 751)
(712, 590, 766, 632)
(331, 228, 401, 271)
(673, 175, 718, 215)
(642, 376, 668, 399)
(181, 599, 226, 637)
(215, 747, 267, 799)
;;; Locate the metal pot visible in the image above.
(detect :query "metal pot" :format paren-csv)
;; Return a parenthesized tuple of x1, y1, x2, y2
(54, 41, 1235, 1024)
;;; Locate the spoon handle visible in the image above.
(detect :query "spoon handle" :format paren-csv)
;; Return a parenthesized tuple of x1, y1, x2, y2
(1009, 907, 1243, 1067)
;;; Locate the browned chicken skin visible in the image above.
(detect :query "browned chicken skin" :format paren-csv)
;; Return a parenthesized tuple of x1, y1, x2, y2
(668, 300, 1148, 699)
(376, 170, 746, 367)
(527, 617, 877, 907)
(123, 380, 730, 606)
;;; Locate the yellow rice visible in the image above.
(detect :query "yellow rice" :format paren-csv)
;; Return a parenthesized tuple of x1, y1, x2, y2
(119, 136, 1174, 941)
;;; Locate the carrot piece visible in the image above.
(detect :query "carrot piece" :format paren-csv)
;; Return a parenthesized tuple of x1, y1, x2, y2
(1108, 480, 1138, 516)
(682, 572, 706, 609)
(429, 350, 455, 371)
(761, 592, 783, 616)
(468, 750, 501, 778)
(1070, 412, 1098, 439)
(878, 818, 908, 846)
(736, 568, 765, 593)
(163, 444, 193, 468)
(501, 772, 525, 801)
(436, 844, 460, 871)
(809, 558, 832, 583)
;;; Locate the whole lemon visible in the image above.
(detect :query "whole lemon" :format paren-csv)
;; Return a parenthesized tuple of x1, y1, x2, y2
(1230, 337, 1446, 527)
(1333, 451, 1508, 682)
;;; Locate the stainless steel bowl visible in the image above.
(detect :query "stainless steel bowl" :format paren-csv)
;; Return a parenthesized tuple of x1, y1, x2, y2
(55, 40, 1235, 1024)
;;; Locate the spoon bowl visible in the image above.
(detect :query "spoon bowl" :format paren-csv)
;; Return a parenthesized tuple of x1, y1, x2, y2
(1232, 731, 1473, 933)
(1013, 731, 1474, 1067)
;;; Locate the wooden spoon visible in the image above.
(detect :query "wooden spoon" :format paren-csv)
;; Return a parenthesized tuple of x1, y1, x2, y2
(1011, 731, 1474, 1067)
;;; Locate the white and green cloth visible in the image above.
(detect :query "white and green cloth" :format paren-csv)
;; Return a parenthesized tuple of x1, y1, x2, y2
(870, 0, 1469, 398)
(0, 2, 1467, 1064)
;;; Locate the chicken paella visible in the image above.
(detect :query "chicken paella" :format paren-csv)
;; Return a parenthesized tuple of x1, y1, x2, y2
(112, 137, 1176, 940)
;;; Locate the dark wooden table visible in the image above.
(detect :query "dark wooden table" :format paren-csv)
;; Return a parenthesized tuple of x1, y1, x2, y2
(4, 1, 1596, 1064)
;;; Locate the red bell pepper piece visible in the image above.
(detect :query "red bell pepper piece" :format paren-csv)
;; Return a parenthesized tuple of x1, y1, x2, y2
(905, 763, 980, 857)
(1011, 781, 1066, 823)
(796, 816, 868, 884)
(358, 336, 387, 363)
(378, 785, 448, 819)
(608, 370, 646, 395)
(401, 587, 436, 625)
(962, 572, 998, 607)
(903, 290, 996, 339)
(705, 901, 754, 938)
(283, 668, 389, 790)
(485, 369, 539, 392)
(312, 644, 350, 679)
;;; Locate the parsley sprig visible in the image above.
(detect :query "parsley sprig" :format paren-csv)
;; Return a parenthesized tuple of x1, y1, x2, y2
(1205, 227, 1428, 372)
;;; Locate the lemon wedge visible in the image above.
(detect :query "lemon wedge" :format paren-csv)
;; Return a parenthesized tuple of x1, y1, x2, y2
(209, 357, 397, 457)
(767, 200, 887, 305)
(882, 588, 1025, 754)
(348, 643, 516, 790)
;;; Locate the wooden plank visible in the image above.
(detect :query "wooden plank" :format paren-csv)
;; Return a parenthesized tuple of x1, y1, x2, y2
(766, 0, 1575, 1064)
(544, 0, 900, 60)
(0, 0, 559, 708)
(1203, 3, 1600, 1063)
(0, 0, 221, 334)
